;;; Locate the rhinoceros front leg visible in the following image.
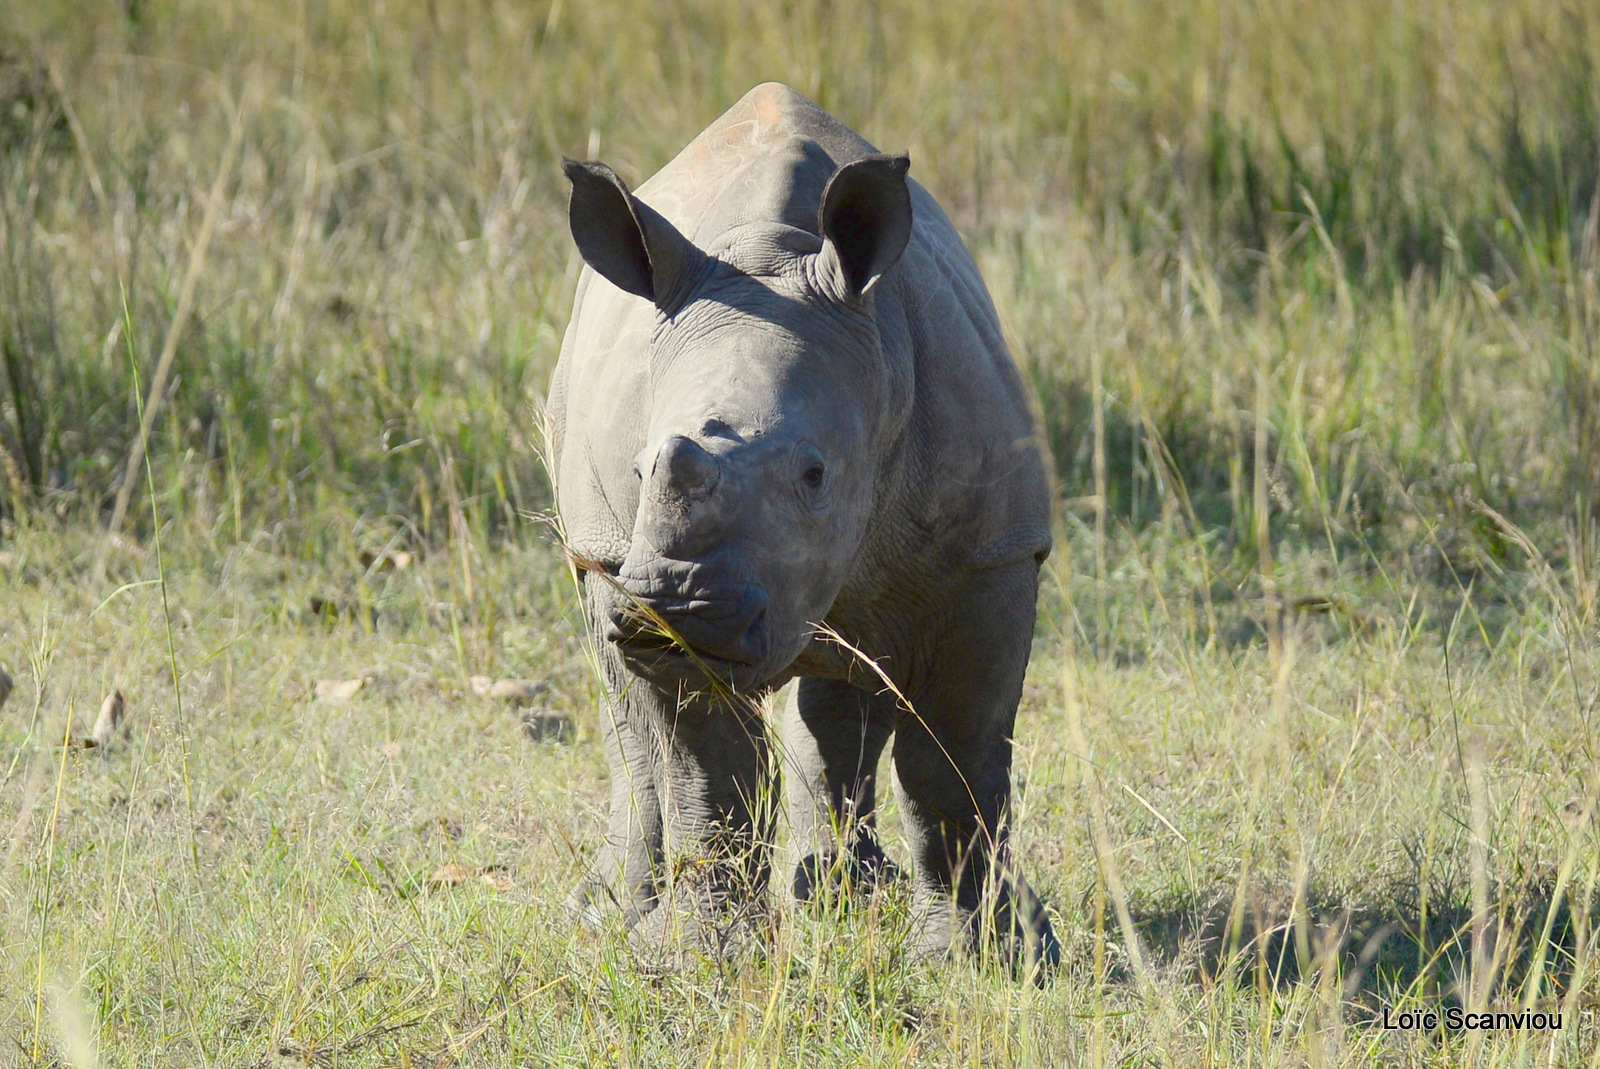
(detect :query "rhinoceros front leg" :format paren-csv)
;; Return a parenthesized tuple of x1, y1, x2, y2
(891, 559, 1059, 970)
(627, 687, 775, 958)
(564, 626, 665, 930)
(782, 677, 899, 901)
(569, 574, 776, 957)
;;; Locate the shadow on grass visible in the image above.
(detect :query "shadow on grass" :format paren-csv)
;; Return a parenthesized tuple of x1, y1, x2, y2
(1124, 876, 1591, 1012)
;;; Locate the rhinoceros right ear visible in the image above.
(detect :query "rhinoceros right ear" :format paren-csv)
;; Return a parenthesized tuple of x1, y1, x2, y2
(817, 153, 913, 303)
(562, 159, 702, 310)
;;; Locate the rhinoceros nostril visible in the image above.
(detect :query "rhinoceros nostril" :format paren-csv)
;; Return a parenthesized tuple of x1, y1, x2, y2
(653, 434, 721, 500)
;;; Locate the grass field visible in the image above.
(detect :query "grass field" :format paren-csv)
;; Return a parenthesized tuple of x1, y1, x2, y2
(3, 0, 1600, 1064)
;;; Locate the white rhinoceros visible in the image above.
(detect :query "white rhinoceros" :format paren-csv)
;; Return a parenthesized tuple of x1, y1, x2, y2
(547, 82, 1056, 966)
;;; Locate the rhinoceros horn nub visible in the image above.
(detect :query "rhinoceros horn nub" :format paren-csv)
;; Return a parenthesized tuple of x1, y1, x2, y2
(650, 435, 720, 502)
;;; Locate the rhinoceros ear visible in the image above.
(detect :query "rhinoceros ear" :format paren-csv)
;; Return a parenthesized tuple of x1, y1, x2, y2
(817, 153, 913, 302)
(562, 159, 703, 310)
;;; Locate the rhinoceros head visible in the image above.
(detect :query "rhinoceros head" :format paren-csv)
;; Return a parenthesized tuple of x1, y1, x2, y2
(562, 150, 914, 691)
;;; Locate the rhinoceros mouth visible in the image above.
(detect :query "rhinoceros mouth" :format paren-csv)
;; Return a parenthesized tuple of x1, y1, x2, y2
(607, 615, 767, 668)
(611, 641, 773, 695)
(605, 574, 772, 668)
(611, 635, 755, 678)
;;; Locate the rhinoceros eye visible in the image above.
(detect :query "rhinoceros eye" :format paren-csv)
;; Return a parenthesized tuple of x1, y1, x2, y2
(793, 441, 829, 509)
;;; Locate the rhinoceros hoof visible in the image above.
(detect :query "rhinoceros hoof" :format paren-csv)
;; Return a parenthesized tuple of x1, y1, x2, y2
(791, 840, 903, 903)
(563, 871, 651, 933)
(627, 886, 773, 968)
(906, 897, 1062, 976)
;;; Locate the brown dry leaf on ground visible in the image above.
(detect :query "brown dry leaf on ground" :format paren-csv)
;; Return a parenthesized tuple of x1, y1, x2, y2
(359, 548, 414, 572)
(427, 863, 512, 892)
(426, 862, 473, 889)
(314, 678, 367, 702)
(91, 689, 126, 746)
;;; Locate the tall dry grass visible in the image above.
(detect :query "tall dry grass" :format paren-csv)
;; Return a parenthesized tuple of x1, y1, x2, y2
(2, 4, 1600, 1064)
(0, 0, 1596, 568)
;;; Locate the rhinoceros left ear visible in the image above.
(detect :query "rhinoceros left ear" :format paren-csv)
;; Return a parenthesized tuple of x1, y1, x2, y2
(817, 153, 913, 303)
(562, 159, 704, 311)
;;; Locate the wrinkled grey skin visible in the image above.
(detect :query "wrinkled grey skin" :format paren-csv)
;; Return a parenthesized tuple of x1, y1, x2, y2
(546, 83, 1057, 966)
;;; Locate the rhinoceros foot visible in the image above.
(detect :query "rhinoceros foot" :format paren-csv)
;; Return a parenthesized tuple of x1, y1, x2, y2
(625, 872, 774, 969)
(563, 844, 658, 933)
(791, 830, 903, 904)
(906, 876, 1061, 979)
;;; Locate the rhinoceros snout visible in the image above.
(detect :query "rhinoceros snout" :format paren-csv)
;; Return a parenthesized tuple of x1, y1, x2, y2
(606, 571, 771, 666)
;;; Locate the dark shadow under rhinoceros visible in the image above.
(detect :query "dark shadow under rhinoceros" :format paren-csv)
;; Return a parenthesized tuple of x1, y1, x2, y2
(546, 82, 1057, 969)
